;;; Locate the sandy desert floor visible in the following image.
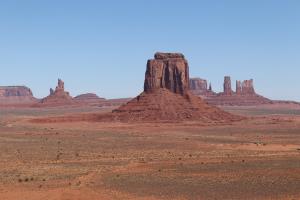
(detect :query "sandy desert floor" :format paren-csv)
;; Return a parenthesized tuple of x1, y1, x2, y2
(0, 106, 300, 200)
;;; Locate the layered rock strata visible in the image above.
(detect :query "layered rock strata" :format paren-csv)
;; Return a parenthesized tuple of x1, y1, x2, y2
(0, 86, 37, 105)
(113, 53, 241, 122)
(39, 79, 74, 106)
(191, 76, 272, 106)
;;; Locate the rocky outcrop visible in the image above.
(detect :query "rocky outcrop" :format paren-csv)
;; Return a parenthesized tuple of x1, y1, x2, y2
(74, 93, 104, 101)
(0, 86, 37, 105)
(223, 76, 233, 95)
(236, 81, 242, 95)
(241, 79, 255, 95)
(50, 88, 54, 95)
(113, 53, 241, 122)
(0, 86, 33, 97)
(191, 76, 272, 106)
(189, 78, 216, 96)
(189, 78, 207, 94)
(39, 79, 74, 106)
(56, 79, 65, 93)
(144, 52, 189, 96)
(74, 93, 106, 105)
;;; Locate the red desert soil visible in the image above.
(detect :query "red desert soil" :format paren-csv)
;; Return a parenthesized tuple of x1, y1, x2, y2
(0, 106, 300, 200)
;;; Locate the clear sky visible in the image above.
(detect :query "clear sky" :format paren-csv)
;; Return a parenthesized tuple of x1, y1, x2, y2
(0, 0, 299, 101)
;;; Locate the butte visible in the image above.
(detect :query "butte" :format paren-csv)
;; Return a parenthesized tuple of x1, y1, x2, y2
(37, 79, 75, 107)
(112, 52, 242, 123)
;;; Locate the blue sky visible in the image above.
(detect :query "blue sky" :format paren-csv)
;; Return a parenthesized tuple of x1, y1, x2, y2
(0, 0, 299, 101)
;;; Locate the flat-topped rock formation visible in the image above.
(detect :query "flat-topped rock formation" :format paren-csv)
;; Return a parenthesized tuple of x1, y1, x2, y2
(144, 52, 189, 96)
(74, 93, 106, 105)
(0, 86, 37, 106)
(240, 79, 255, 95)
(190, 76, 272, 106)
(236, 80, 242, 95)
(39, 79, 74, 106)
(223, 76, 233, 95)
(74, 93, 105, 101)
(113, 52, 242, 122)
(190, 78, 216, 96)
(190, 78, 207, 94)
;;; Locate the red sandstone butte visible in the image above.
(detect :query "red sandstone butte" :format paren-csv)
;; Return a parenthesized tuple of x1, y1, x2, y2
(74, 93, 106, 105)
(144, 52, 189, 96)
(113, 52, 241, 122)
(190, 78, 215, 96)
(0, 86, 37, 106)
(192, 76, 273, 106)
(236, 80, 242, 95)
(223, 76, 233, 95)
(39, 79, 74, 106)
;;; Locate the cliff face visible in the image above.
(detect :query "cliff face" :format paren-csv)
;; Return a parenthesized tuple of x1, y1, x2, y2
(223, 76, 233, 95)
(236, 81, 242, 95)
(241, 79, 255, 95)
(189, 78, 215, 96)
(74, 93, 104, 101)
(144, 52, 189, 96)
(0, 86, 33, 97)
(0, 86, 37, 105)
(189, 78, 207, 94)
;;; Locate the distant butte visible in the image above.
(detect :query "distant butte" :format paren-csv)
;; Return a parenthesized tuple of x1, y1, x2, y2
(38, 79, 74, 106)
(189, 78, 216, 96)
(190, 76, 272, 106)
(74, 93, 106, 105)
(1, 55, 298, 109)
(0, 86, 37, 106)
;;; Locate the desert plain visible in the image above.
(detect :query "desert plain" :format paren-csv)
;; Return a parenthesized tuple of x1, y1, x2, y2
(0, 105, 300, 200)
